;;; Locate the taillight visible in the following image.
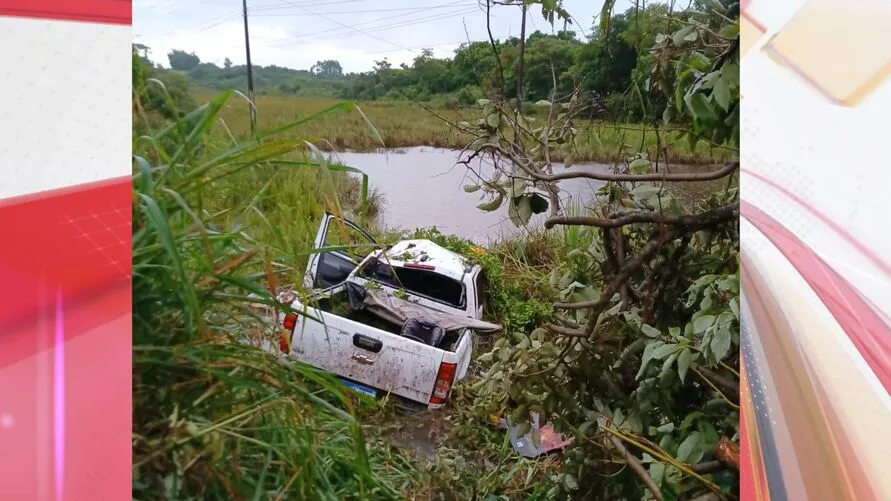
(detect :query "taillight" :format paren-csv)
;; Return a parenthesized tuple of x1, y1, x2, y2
(283, 312, 298, 331)
(280, 312, 299, 354)
(430, 362, 457, 405)
(279, 333, 290, 354)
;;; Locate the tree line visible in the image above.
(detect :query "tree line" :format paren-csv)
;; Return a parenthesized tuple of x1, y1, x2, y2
(139, 2, 721, 122)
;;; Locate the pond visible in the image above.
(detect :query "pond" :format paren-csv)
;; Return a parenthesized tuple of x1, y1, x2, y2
(331, 147, 724, 244)
(331, 147, 608, 244)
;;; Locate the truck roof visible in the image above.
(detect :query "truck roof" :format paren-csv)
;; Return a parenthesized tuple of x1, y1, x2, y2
(378, 239, 472, 283)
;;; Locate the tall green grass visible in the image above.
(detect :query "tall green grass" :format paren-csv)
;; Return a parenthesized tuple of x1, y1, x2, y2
(195, 90, 736, 165)
(131, 88, 405, 500)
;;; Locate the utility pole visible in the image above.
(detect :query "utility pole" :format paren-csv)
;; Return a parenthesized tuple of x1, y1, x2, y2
(512, 3, 528, 160)
(242, 0, 256, 135)
(515, 3, 527, 115)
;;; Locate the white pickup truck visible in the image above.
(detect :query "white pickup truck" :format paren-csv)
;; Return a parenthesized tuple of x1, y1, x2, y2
(275, 213, 500, 409)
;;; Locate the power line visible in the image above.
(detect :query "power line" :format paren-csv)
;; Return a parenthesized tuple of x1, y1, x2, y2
(264, 0, 474, 43)
(251, 5, 476, 17)
(271, 0, 424, 53)
(366, 38, 496, 55)
(267, 6, 479, 48)
(249, 0, 366, 10)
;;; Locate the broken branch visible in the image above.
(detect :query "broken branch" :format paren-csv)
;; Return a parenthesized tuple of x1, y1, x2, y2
(608, 435, 664, 501)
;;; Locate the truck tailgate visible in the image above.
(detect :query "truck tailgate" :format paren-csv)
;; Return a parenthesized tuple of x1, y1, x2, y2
(289, 311, 444, 404)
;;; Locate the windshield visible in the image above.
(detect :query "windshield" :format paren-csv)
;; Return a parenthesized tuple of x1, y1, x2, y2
(359, 258, 466, 309)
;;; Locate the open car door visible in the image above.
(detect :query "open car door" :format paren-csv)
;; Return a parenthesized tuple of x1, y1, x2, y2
(304, 212, 379, 291)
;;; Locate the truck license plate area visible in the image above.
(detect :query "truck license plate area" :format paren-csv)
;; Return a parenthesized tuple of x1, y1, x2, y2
(340, 378, 378, 398)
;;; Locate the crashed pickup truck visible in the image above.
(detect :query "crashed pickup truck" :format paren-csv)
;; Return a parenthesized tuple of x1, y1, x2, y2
(275, 212, 501, 409)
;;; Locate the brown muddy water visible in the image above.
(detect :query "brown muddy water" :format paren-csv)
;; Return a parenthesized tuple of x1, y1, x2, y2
(332, 147, 606, 244)
(332, 147, 725, 244)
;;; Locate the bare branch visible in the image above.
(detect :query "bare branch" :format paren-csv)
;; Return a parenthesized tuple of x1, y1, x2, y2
(545, 200, 740, 230)
(542, 161, 738, 184)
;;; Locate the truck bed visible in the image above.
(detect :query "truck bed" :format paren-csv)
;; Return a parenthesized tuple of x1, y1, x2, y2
(311, 290, 463, 352)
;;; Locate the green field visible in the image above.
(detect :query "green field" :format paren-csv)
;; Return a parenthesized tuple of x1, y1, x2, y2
(197, 90, 736, 165)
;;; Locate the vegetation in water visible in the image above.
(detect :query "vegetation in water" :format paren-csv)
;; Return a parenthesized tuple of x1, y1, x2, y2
(132, 0, 740, 499)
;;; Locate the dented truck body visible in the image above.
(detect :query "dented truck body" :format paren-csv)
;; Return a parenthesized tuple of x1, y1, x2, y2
(276, 212, 498, 409)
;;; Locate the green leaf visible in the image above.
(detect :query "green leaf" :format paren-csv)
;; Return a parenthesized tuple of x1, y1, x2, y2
(722, 62, 740, 88)
(710, 322, 732, 360)
(508, 196, 534, 227)
(686, 131, 698, 151)
(729, 297, 740, 320)
(636, 341, 665, 380)
(692, 315, 716, 334)
(598, 0, 616, 38)
(660, 353, 678, 384)
(498, 346, 511, 362)
(463, 184, 481, 193)
(676, 431, 701, 463)
(629, 158, 651, 173)
(656, 422, 675, 434)
(649, 462, 666, 486)
(651, 343, 678, 361)
(681, 412, 703, 430)
(641, 324, 661, 338)
(677, 348, 693, 383)
(712, 71, 733, 111)
(672, 25, 695, 46)
(684, 92, 718, 122)
(563, 474, 579, 491)
(477, 193, 505, 212)
(630, 185, 662, 206)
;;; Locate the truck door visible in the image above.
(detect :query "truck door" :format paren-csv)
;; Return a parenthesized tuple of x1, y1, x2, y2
(304, 212, 379, 291)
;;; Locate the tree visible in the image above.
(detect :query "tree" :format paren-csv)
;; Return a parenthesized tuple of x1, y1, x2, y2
(373, 58, 391, 72)
(224, 57, 232, 69)
(456, 2, 741, 499)
(521, 31, 583, 102)
(133, 43, 151, 60)
(167, 49, 201, 71)
(575, 11, 637, 97)
(310, 59, 343, 77)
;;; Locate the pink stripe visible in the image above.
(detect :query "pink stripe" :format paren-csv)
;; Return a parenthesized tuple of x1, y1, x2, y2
(742, 201, 891, 394)
(54, 290, 65, 501)
(743, 168, 891, 280)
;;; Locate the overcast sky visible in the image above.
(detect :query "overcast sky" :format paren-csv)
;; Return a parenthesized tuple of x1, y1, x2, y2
(134, 0, 635, 74)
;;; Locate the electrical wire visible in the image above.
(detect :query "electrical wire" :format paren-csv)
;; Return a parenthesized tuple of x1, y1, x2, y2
(251, 5, 476, 17)
(262, 0, 475, 43)
(267, 6, 480, 48)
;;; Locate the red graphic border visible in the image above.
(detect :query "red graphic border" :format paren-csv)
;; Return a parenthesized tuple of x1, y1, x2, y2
(0, 0, 131, 25)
